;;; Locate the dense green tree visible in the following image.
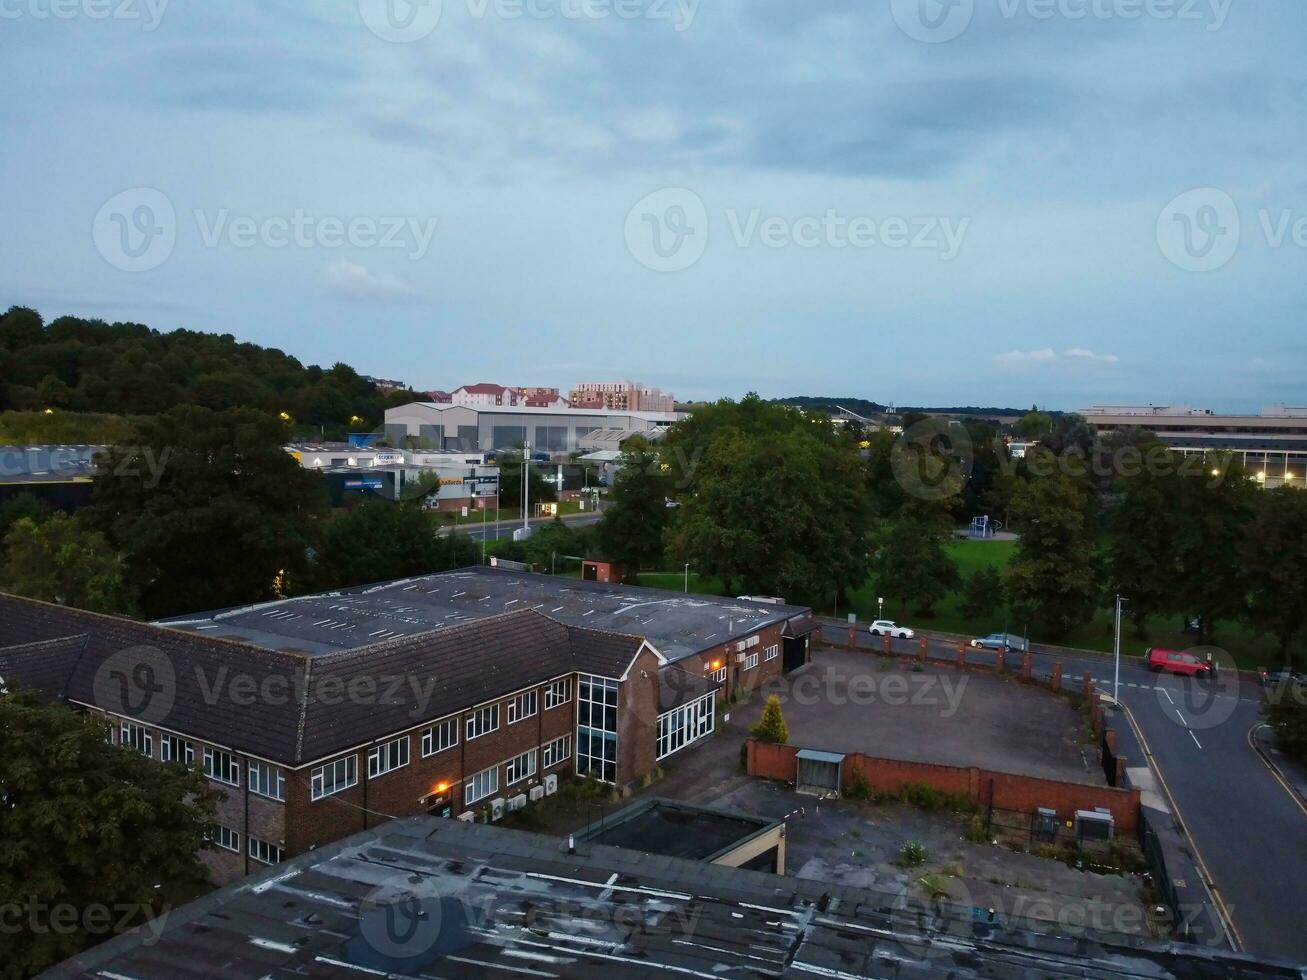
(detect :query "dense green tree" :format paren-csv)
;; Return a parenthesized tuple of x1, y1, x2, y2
(1244, 487, 1307, 665)
(1005, 452, 1101, 639)
(318, 500, 477, 589)
(596, 438, 672, 576)
(871, 505, 959, 618)
(666, 423, 870, 604)
(961, 565, 1007, 622)
(523, 518, 596, 572)
(0, 307, 392, 433)
(1265, 688, 1307, 764)
(0, 691, 219, 976)
(1110, 453, 1179, 637)
(1016, 408, 1052, 439)
(86, 406, 328, 618)
(0, 493, 54, 549)
(2, 514, 137, 615)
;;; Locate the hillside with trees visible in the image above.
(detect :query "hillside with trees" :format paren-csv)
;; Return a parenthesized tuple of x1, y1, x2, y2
(0, 305, 413, 438)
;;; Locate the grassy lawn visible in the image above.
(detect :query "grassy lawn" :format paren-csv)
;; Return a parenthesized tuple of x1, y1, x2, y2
(638, 538, 1299, 671)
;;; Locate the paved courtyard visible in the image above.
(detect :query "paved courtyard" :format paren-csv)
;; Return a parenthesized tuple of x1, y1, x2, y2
(734, 646, 1102, 784)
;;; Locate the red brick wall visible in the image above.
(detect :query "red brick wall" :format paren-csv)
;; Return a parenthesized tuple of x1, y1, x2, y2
(618, 648, 661, 783)
(745, 739, 1140, 834)
(696, 622, 788, 703)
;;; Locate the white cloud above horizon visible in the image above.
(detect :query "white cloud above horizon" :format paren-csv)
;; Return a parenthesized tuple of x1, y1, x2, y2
(994, 348, 1120, 370)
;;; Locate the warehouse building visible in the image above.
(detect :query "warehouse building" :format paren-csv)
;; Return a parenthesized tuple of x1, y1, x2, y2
(383, 400, 679, 456)
(0, 570, 812, 885)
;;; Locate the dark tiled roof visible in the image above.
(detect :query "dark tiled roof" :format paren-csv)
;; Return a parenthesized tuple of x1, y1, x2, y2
(0, 635, 88, 702)
(0, 594, 646, 767)
(783, 611, 816, 637)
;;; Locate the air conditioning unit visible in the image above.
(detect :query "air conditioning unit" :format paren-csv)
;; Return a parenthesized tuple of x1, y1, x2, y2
(735, 651, 747, 664)
(490, 798, 506, 822)
(508, 793, 528, 812)
(735, 641, 747, 653)
(529, 785, 546, 802)
(544, 773, 559, 796)
(456, 811, 475, 823)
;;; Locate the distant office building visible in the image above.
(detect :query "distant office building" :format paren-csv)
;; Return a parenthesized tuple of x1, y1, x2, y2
(384, 401, 680, 456)
(451, 383, 521, 407)
(285, 443, 497, 510)
(363, 376, 410, 392)
(424, 390, 452, 403)
(1080, 404, 1307, 487)
(569, 381, 675, 413)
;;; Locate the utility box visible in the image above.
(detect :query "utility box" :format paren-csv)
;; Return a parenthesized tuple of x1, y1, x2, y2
(1035, 807, 1058, 840)
(1074, 808, 1114, 841)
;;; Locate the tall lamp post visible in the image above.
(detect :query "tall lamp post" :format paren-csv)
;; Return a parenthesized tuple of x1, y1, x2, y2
(522, 441, 531, 534)
(1113, 595, 1127, 703)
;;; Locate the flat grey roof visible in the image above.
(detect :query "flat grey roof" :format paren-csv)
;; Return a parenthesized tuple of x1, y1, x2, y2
(160, 567, 812, 663)
(42, 817, 1298, 979)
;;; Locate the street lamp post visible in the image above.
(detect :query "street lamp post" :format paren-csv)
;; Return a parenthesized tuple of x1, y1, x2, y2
(522, 442, 531, 533)
(1113, 595, 1126, 703)
(877, 596, 884, 620)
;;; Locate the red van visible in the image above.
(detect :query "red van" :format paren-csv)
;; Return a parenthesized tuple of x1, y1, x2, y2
(1146, 648, 1213, 678)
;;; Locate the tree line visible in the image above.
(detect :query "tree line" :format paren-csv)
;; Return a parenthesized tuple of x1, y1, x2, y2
(0, 305, 417, 438)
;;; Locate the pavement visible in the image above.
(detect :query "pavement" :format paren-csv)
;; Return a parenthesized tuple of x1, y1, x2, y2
(740, 650, 1101, 784)
(818, 619, 1307, 964)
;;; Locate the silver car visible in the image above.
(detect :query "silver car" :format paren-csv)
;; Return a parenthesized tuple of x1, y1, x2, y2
(970, 632, 1030, 653)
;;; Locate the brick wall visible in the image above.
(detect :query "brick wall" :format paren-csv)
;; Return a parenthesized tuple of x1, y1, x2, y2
(695, 622, 788, 704)
(746, 740, 1140, 834)
(618, 647, 661, 783)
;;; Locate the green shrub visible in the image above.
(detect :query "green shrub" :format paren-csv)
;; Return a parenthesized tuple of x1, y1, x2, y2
(964, 814, 990, 843)
(751, 694, 789, 744)
(845, 768, 873, 801)
(898, 841, 928, 867)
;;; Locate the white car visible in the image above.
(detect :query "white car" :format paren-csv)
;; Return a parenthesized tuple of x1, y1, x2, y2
(869, 620, 915, 639)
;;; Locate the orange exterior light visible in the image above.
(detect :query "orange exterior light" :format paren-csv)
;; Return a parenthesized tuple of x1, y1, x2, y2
(435, 781, 449, 794)
(711, 660, 722, 670)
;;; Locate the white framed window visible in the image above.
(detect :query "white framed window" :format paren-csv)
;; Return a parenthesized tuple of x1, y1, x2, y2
(542, 734, 571, 769)
(367, 736, 410, 779)
(743, 652, 759, 671)
(656, 692, 716, 761)
(209, 825, 240, 853)
(711, 666, 727, 684)
(466, 705, 499, 740)
(160, 735, 193, 766)
(249, 761, 286, 801)
(507, 690, 537, 724)
(465, 766, 499, 806)
(249, 837, 284, 866)
(545, 679, 571, 709)
(506, 749, 537, 785)
(120, 723, 152, 757)
(765, 644, 779, 662)
(576, 674, 618, 783)
(203, 748, 240, 787)
(311, 756, 357, 801)
(421, 718, 458, 757)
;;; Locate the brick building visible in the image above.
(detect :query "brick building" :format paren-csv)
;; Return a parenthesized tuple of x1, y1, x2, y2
(0, 570, 813, 885)
(568, 381, 675, 413)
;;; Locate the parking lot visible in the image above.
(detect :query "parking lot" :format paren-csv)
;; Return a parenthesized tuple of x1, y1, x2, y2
(735, 646, 1102, 784)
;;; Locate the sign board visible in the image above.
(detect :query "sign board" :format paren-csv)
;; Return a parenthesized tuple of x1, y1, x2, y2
(461, 506, 468, 518)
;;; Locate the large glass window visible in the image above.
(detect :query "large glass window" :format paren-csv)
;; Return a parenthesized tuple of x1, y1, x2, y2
(311, 756, 357, 800)
(465, 766, 499, 806)
(422, 718, 458, 757)
(367, 736, 410, 778)
(656, 692, 715, 760)
(576, 674, 619, 783)
(249, 761, 286, 801)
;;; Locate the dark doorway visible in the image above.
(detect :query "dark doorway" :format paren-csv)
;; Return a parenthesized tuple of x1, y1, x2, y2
(782, 635, 809, 673)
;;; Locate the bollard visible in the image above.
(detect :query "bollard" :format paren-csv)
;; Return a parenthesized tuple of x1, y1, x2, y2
(847, 626, 856, 651)
(1083, 671, 1093, 698)
(957, 640, 966, 670)
(1051, 663, 1063, 692)
(1022, 654, 1032, 681)
(918, 635, 928, 663)
(882, 632, 892, 656)
(996, 647, 1006, 673)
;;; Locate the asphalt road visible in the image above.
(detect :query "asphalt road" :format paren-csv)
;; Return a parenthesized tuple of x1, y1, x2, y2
(817, 620, 1307, 964)
(441, 511, 604, 543)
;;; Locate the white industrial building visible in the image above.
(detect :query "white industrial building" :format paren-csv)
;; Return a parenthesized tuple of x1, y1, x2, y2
(383, 401, 680, 456)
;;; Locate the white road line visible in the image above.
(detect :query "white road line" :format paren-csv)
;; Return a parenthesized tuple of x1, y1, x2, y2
(1189, 731, 1203, 749)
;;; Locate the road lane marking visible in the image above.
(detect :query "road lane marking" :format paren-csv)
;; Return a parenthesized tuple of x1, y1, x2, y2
(1112, 695, 1241, 951)
(1247, 724, 1307, 819)
(1189, 731, 1203, 749)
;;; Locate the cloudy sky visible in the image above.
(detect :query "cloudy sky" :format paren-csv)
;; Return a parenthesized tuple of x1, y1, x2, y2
(2, 0, 1304, 409)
